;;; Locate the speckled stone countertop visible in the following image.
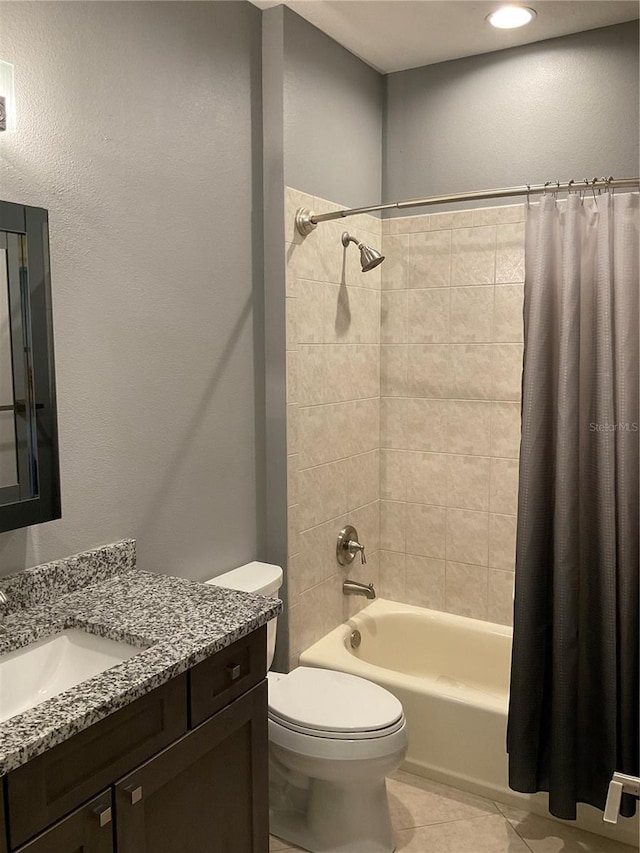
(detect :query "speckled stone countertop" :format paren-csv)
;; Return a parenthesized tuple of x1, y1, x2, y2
(0, 541, 281, 775)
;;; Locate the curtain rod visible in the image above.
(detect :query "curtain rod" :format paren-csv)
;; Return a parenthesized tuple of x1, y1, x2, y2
(294, 177, 640, 236)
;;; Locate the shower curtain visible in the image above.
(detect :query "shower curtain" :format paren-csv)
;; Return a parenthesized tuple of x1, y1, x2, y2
(507, 192, 639, 820)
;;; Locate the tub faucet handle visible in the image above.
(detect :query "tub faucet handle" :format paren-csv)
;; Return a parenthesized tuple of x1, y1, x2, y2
(348, 539, 366, 565)
(337, 525, 367, 566)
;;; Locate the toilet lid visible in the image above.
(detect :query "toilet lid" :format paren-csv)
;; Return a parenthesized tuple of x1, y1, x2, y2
(268, 667, 403, 735)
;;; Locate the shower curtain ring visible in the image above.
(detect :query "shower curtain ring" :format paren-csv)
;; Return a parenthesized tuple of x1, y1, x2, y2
(591, 178, 599, 205)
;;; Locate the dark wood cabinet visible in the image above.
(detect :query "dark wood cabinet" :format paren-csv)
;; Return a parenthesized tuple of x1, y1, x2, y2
(116, 681, 268, 853)
(14, 791, 113, 853)
(1, 627, 269, 853)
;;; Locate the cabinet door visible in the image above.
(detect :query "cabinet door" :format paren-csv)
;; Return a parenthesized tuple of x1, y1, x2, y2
(116, 681, 268, 853)
(15, 791, 113, 853)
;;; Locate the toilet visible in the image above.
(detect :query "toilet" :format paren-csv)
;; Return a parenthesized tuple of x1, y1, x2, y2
(206, 561, 408, 853)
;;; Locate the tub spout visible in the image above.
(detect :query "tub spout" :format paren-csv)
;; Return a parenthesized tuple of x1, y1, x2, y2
(343, 580, 376, 600)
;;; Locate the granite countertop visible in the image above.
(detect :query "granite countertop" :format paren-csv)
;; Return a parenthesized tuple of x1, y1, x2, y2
(0, 541, 282, 775)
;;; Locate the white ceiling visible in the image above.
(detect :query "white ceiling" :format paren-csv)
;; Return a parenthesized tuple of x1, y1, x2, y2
(251, 0, 639, 73)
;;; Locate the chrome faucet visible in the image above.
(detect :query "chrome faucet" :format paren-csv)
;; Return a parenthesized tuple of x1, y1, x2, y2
(343, 580, 376, 600)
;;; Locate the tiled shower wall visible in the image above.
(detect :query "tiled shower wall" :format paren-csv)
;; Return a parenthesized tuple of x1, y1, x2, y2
(379, 207, 524, 626)
(285, 188, 525, 665)
(285, 188, 382, 669)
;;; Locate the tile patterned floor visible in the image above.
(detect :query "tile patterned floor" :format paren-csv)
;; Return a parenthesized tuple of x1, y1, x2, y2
(269, 770, 637, 852)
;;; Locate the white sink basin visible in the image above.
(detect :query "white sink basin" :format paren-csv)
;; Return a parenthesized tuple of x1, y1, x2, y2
(0, 629, 140, 723)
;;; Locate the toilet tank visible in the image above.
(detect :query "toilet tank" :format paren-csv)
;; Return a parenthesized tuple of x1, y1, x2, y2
(205, 562, 283, 670)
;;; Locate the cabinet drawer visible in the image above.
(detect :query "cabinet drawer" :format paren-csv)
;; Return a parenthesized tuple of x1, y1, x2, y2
(189, 626, 266, 727)
(7, 674, 187, 848)
(14, 790, 113, 853)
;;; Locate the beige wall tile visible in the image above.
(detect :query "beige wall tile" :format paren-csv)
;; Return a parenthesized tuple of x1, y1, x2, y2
(350, 499, 381, 553)
(287, 232, 324, 283)
(344, 549, 380, 618)
(346, 449, 380, 511)
(381, 449, 406, 501)
(490, 401, 521, 458)
(493, 284, 524, 343)
(287, 350, 299, 404)
(285, 242, 296, 297)
(380, 550, 406, 601)
(342, 397, 380, 458)
(385, 213, 431, 235)
(446, 507, 489, 565)
(449, 344, 493, 400)
(489, 513, 517, 570)
(293, 517, 346, 598)
(487, 569, 515, 626)
(473, 204, 525, 226)
(295, 279, 326, 344)
(449, 285, 494, 342)
(325, 284, 380, 344)
(287, 404, 299, 454)
(408, 230, 451, 289)
(381, 500, 406, 552)
(430, 210, 474, 231)
(286, 296, 298, 350)
(490, 458, 519, 515)
(287, 454, 299, 508)
(445, 561, 489, 620)
(296, 345, 328, 405)
(408, 288, 450, 343)
(447, 455, 490, 511)
(289, 574, 343, 657)
(406, 398, 449, 452)
(492, 343, 524, 401)
(381, 345, 407, 396)
(288, 502, 300, 558)
(447, 400, 492, 455)
(381, 290, 408, 343)
(495, 222, 525, 283)
(407, 345, 450, 398)
(405, 451, 447, 506)
(381, 397, 406, 449)
(298, 461, 347, 531)
(406, 503, 447, 558)
(405, 555, 446, 610)
(381, 234, 409, 290)
(451, 226, 496, 285)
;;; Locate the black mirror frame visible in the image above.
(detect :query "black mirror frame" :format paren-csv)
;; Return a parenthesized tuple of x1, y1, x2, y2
(0, 200, 61, 533)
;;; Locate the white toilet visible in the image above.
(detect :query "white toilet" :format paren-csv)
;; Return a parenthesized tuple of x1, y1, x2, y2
(206, 561, 408, 853)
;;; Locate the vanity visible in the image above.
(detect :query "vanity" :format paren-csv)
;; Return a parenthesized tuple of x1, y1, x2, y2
(0, 541, 281, 853)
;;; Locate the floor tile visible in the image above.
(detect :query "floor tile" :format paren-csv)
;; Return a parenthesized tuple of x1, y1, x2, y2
(269, 835, 302, 851)
(496, 803, 638, 852)
(387, 769, 498, 830)
(395, 812, 531, 851)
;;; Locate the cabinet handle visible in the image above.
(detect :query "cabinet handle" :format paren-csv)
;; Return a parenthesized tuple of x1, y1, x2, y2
(125, 785, 143, 805)
(94, 806, 112, 827)
(227, 664, 241, 681)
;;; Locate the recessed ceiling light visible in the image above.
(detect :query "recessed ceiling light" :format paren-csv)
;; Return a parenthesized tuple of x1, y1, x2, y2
(487, 6, 536, 29)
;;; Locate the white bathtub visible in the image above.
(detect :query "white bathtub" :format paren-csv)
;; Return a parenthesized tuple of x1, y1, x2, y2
(299, 599, 639, 848)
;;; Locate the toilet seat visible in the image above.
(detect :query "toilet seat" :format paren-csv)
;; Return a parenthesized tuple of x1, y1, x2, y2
(268, 667, 404, 741)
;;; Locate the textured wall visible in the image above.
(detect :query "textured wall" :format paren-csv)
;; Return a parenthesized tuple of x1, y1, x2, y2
(283, 8, 384, 210)
(380, 205, 525, 625)
(384, 22, 640, 212)
(0, 1, 264, 578)
(285, 187, 382, 669)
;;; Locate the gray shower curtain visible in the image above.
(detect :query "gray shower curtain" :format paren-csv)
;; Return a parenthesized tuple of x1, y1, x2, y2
(507, 192, 639, 820)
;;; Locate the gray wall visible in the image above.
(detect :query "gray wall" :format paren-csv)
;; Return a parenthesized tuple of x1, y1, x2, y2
(0, 1, 265, 579)
(283, 8, 384, 209)
(384, 21, 640, 211)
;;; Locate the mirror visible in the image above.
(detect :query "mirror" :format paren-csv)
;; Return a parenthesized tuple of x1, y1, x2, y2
(0, 200, 60, 533)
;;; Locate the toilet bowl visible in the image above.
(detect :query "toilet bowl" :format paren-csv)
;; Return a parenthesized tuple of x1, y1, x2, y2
(206, 562, 408, 853)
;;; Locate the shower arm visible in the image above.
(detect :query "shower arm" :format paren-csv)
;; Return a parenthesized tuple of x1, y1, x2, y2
(294, 176, 640, 236)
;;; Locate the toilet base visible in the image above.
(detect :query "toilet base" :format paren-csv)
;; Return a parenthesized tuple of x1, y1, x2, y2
(270, 775, 396, 853)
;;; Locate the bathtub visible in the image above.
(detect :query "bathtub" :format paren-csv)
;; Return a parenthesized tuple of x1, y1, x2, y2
(299, 598, 639, 848)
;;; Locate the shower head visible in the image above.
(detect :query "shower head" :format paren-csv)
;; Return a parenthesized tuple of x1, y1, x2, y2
(341, 231, 385, 273)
